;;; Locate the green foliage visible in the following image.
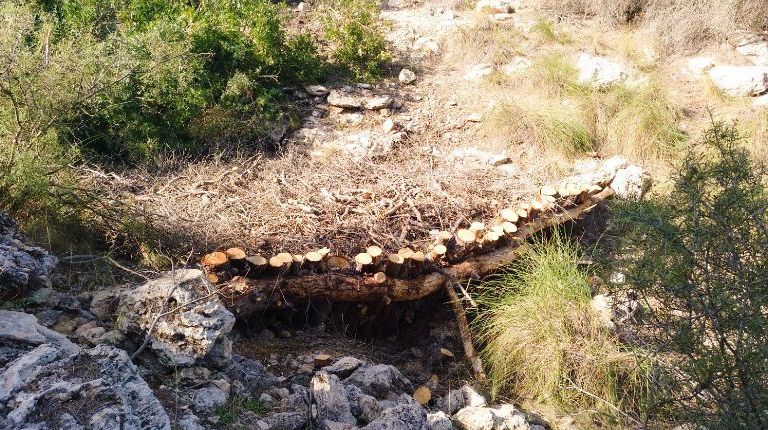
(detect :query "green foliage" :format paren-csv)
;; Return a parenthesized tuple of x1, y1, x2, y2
(320, 0, 390, 82)
(613, 122, 768, 428)
(474, 233, 652, 421)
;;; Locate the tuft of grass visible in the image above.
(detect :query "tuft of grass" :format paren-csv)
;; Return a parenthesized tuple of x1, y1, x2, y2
(589, 80, 686, 160)
(531, 18, 573, 45)
(449, 17, 525, 65)
(525, 53, 588, 97)
(217, 396, 269, 426)
(485, 99, 593, 158)
(474, 233, 652, 420)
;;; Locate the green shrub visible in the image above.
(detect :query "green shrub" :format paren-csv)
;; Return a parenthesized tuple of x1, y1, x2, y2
(474, 233, 652, 421)
(613, 122, 768, 428)
(320, 0, 390, 82)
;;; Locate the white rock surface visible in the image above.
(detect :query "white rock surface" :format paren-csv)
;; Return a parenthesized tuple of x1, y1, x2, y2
(328, 91, 363, 109)
(193, 384, 229, 411)
(117, 269, 235, 367)
(611, 164, 652, 200)
(753, 93, 768, 107)
(709, 65, 768, 97)
(305, 84, 331, 96)
(737, 35, 768, 66)
(576, 52, 629, 87)
(427, 411, 453, 430)
(312, 371, 357, 425)
(591, 294, 616, 330)
(502, 57, 533, 75)
(439, 384, 487, 415)
(399, 68, 417, 84)
(465, 63, 494, 80)
(364, 96, 394, 110)
(453, 405, 527, 430)
(0, 213, 58, 294)
(685, 56, 715, 75)
(344, 364, 413, 398)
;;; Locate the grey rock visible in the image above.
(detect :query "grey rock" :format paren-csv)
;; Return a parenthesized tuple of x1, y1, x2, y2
(361, 402, 427, 430)
(0, 212, 58, 295)
(364, 96, 393, 110)
(179, 412, 206, 430)
(452, 405, 527, 430)
(75, 321, 106, 344)
(34, 309, 61, 327)
(193, 384, 229, 411)
(323, 356, 365, 378)
(611, 165, 652, 200)
(439, 384, 487, 415)
(31, 287, 80, 310)
(346, 385, 382, 424)
(344, 364, 413, 398)
(0, 310, 78, 367)
(0, 342, 170, 430)
(305, 85, 331, 96)
(89, 284, 128, 320)
(737, 34, 768, 66)
(225, 354, 279, 396)
(399, 69, 417, 84)
(323, 420, 359, 430)
(312, 371, 356, 425)
(328, 91, 363, 109)
(427, 411, 452, 430)
(263, 411, 309, 430)
(116, 269, 235, 367)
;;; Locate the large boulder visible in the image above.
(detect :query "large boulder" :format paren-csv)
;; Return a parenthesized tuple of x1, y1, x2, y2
(0, 311, 170, 430)
(439, 384, 487, 415)
(361, 402, 427, 430)
(0, 212, 58, 299)
(452, 405, 527, 430)
(709, 65, 768, 97)
(116, 269, 235, 367)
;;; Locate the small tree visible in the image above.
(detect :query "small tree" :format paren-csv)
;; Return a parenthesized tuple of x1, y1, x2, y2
(614, 122, 768, 429)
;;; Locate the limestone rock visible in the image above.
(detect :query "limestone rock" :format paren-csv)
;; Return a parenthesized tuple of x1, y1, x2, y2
(225, 354, 280, 397)
(753, 93, 768, 107)
(361, 402, 427, 430)
(116, 269, 235, 367)
(591, 294, 615, 330)
(0, 310, 78, 367)
(399, 68, 417, 84)
(263, 411, 309, 430)
(364, 96, 393, 110)
(306, 85, 331, 97)
(89, 284, 128, 320)
(736, 35, 768, 66)
(193, 384, 229, 412)
(323, 356, 365, 378)
(439, 384, 487, 415)
(0, 342, 170, 430)
(312, 371, 357, 425)
(328, 91, 363, 109)
(346, 385, 382, 424)
(465, 63, 494, 81)
(709, 65, 768, 97)
(685, 57, 715, 75)
(427, 411, 453, 430)
(344, 364, 413, 398)
(576, 52, 628, 87)
(611, 165, 652, 200)
(502, 57, 533, 75)
(453, 405, 527, 430)
(0, 212, 58, 298)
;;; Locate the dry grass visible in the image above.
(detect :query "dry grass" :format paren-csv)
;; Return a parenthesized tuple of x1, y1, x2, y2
(104, 135, 545, 259)
(447, 17, 526, 65)
(474, 233, 653, 424)
(542, 0, 768, 55)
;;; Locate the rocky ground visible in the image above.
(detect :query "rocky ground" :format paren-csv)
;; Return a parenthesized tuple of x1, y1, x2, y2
(0, 216, 551, 430)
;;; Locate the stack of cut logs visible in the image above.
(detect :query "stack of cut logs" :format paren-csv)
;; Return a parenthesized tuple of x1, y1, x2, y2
(201, 180, 609, 286)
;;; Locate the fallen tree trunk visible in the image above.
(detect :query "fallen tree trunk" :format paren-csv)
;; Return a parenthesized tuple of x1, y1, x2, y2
(218, 187, 615, 315)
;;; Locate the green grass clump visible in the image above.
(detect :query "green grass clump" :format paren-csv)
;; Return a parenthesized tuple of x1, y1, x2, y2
(590, 80, 685, 160)
(531, 18, 573, 44)
(486, 100, 593, 158)
(217, 396, 269, 426)
(474, 233, 652, 419)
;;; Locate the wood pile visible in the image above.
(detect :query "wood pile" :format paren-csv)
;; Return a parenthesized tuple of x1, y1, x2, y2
(202, 179, 616, 315)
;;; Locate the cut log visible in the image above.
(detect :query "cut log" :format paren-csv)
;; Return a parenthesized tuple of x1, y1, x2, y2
(372, 272, 387, 284)
(220, 186, 615, 315)
(410, 251, 426, 276)
(305, 251, 325, 272)
(429, 244, 448, 265)
(499, 208, 519, 224)
(385, 254, 405, 278)
(269, 253, 292, 276)
(202, 251, 228, 268)
(225, 247, 246, 261)
(245, 255, 268, 276)
(355, 252, 374, 273)
(366, 246, 384, 267)
(540, 185, 558, 197)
